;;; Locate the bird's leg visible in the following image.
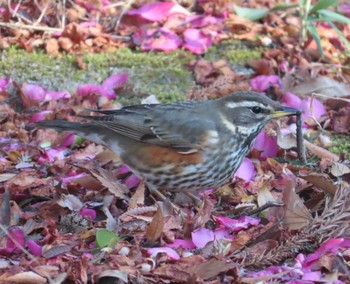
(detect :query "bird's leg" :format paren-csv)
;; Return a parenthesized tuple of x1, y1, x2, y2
(183, 191, 202, 207)
(147, 184, 181, 212)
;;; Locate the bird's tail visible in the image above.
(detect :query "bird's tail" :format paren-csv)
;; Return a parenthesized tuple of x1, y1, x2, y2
(36, 120, 105, 145)
(36, 120, 87, 132)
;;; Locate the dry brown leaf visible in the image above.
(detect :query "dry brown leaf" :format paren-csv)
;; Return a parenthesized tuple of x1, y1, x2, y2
(257, 184, 276, 207)
(42, 245, 71, 259)
(0, 173, 16, 182)
(304, 140, 339, 162)
(283, 186, 313, 230)
(300, 172, 338, 195)
(88, 167, 128, 199)
(146, 205, 165, 242)
(5, 271, 47, 284)
(283, 76, 350, 100)
(128, 182, 145, 210)
(187, 259, 236, 280)
(330, 162, 350, 177)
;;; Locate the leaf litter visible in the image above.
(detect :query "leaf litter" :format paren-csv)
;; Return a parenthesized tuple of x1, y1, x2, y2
(0, 0, 350, 283)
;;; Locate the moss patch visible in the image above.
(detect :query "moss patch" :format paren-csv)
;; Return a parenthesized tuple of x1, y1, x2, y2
(205, 39, 262, 71)
(329, 134, 350, 159)
(0, 47, 195, 103)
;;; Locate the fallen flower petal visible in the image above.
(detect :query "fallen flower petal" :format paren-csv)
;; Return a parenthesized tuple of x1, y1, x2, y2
(301, 97, 327, 121)
(45, 91, 71, 101)
(253, 131, 279, 158)
(0, 77, 10, 91)
(61, 172, 88, 184)
(22, 83, 46, 101)
(102, 74, 128, 90)
(128, 2, 190, 22)
(167, 239, 196, 250)
(0, 227, 25, 256)
(133, 28, 182, 52)
(191, 228, 214, 248)
(80, 208, 97, 220)
(281, 92, 302, 109)
(27, 240, 42, 256)
(215, 216, 260, 233)
(233, 157, 256, 182)
(30, 110, 54, 123)
(38, 147, 68, 163)
(123, 174, 141, 189)
(148, 247, 180, 260)
(183, 28, 214, 54)
(250, 75, 282, 92)
(76, 83, 102, 97)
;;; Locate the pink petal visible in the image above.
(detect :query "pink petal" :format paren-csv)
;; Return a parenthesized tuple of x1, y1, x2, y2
(278, 61, 289, 73)
(0, 77, 11, 91)
(30, 110, 53, 123)
(234, 157, 256, 182)
(253, 131, 279, 158)
(80, 208, 96, 220)
(79, 21, 98, 28)
(102, 74, 128, 90)
(301, 97, 327, 120)
(302, 271, 322, 281)
(3, 227, 25, 255)
(215, 216, 260, 233)
(45, 91, 71, 101)
(167, 239, 196, 249)
(61, 172, 88, 184)
(191, 228, 214, 248)
(189, 15, 223, 28)
(183, 28, 213, 54)
(60, 133, 76, 147)
(304, 238, 346, 267)
(22, 83, 46, 101)
(76, 84, 101, 97)
(213, 226, 234, 240)
(27, 240, 42, 256)
(281, 92, 302, 109)
(148, 247, 180, 260)
(133, 28, 182, 52)
(97, 86, 117, 99)
(123, 174, 140, 189)
(40, 148, 67, 163)
(339, 4, 350, 17)
(250, 75, 282, 92)
(128, 2, 190, 22)
(117, 165, 131, 175)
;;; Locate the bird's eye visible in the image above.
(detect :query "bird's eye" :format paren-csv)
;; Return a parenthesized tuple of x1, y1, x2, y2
(250, 106, 262, 114)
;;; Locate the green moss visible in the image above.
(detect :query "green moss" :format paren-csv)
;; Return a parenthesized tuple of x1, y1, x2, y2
(205, 39, 263, 64)
(0, 47, 195, 103)
(329, 134, 350, 159)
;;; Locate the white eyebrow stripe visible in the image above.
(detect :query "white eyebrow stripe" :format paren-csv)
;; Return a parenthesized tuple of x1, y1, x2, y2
(226, 102, 266, 109)
(219, 114, 237, 133)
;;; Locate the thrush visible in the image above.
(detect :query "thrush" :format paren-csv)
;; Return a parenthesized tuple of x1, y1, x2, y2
(37, 91, 299, 199)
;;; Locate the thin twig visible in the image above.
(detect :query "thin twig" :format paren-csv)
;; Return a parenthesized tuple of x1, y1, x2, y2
(33, 1, 50, 26)
(0, 22, 63, 32)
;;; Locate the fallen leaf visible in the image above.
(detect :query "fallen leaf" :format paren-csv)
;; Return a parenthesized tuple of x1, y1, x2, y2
(330, 162, 350, 177)
(282, 179, 313, 230)
(146, 205, 165, 242)
(128, 182, 145, 210)
(187, 258, 236, 280)
(5, 271, 47, 284)
(300, 172, 338, 195)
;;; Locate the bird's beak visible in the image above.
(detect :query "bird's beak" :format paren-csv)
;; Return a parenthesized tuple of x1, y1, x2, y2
(270, 106, 301, 118)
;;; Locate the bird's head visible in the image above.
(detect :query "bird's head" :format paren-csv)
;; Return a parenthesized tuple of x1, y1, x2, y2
(217, 91, 300, 136)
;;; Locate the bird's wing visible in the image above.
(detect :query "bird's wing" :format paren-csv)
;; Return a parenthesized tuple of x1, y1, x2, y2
(80, 103, 216, 152)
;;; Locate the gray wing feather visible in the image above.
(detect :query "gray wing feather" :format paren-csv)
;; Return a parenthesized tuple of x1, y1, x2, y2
(82, 103, 215, 151)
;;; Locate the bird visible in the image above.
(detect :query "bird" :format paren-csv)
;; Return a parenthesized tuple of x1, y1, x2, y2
(36, 91, 300, 201)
